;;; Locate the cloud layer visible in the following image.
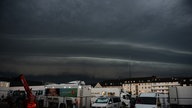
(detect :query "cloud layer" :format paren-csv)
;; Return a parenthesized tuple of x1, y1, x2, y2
(1, 0, 192, 81)
(1, 56, 192, 79)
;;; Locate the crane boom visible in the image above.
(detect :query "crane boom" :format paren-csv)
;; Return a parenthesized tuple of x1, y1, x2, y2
(19, 74, 37, 108)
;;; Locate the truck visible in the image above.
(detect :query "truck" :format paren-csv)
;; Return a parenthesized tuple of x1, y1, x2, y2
(91, 88, 131, 107)
(9, 85, 45, 107)
(135, 92, 169, 108)
(42, 81, 91, 108)
(9, 85, 45, 97)
(169, 86, 192, 108)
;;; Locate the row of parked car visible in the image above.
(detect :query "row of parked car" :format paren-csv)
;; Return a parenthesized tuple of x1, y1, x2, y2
(91, 92, 169, 108)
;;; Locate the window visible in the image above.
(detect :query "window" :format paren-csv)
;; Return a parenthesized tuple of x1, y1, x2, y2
(36, 90, 43, 95)
(108, 92, 115, 96)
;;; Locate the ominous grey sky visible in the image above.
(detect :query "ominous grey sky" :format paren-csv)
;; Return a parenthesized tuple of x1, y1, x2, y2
(0, 0, 192, 83)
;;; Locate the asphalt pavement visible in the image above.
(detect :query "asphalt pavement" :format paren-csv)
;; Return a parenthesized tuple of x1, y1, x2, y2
(0, 102, 9, 108)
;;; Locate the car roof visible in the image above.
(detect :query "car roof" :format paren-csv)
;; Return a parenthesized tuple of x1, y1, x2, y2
(98, 96, 120, 98)
(139, 93, 157, 97)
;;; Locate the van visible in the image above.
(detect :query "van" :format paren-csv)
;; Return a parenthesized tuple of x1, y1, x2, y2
(135, 93, 161, 108)
(92, 96, 122, 108)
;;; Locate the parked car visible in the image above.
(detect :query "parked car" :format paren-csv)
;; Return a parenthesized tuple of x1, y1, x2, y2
(92, 96, 122, 108)
(91, 87, 131, 107)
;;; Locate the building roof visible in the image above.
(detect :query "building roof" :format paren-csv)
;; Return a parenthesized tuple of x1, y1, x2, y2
(94, 82, 102, 88)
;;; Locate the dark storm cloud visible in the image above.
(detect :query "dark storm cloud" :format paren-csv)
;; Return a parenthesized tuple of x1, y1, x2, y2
(1, 0, 192, 81)
(0, 56, 192, 79)
(0, 37, 192, 64)
(1, 0, 192, 49)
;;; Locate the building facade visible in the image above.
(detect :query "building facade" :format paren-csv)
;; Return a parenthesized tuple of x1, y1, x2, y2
(0, 81, 10, 87)
(0, 81, 10, 100)
(151, 81, 180, 93)
(96, 76, 192, 95)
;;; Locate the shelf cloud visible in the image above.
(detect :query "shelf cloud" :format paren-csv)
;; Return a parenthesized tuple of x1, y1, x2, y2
(0, 0, 192, 82)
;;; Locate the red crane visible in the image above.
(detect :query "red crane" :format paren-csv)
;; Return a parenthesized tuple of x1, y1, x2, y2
(19, 74, 37, 108)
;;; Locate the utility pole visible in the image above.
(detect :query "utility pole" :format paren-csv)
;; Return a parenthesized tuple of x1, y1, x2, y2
(128, 61, 132, 94)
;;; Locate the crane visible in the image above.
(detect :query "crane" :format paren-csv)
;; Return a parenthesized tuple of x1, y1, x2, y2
(19, 74, 37, 108)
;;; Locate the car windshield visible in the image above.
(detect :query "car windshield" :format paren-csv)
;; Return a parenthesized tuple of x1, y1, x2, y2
(136, 97, 156, 105)
(95, 97, 109, 103)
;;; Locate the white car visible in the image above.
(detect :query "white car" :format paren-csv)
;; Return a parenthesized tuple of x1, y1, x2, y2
(92, 96, 122, 108)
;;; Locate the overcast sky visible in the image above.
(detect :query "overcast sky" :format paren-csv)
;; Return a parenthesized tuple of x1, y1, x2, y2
(0, 0, 192, 83)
